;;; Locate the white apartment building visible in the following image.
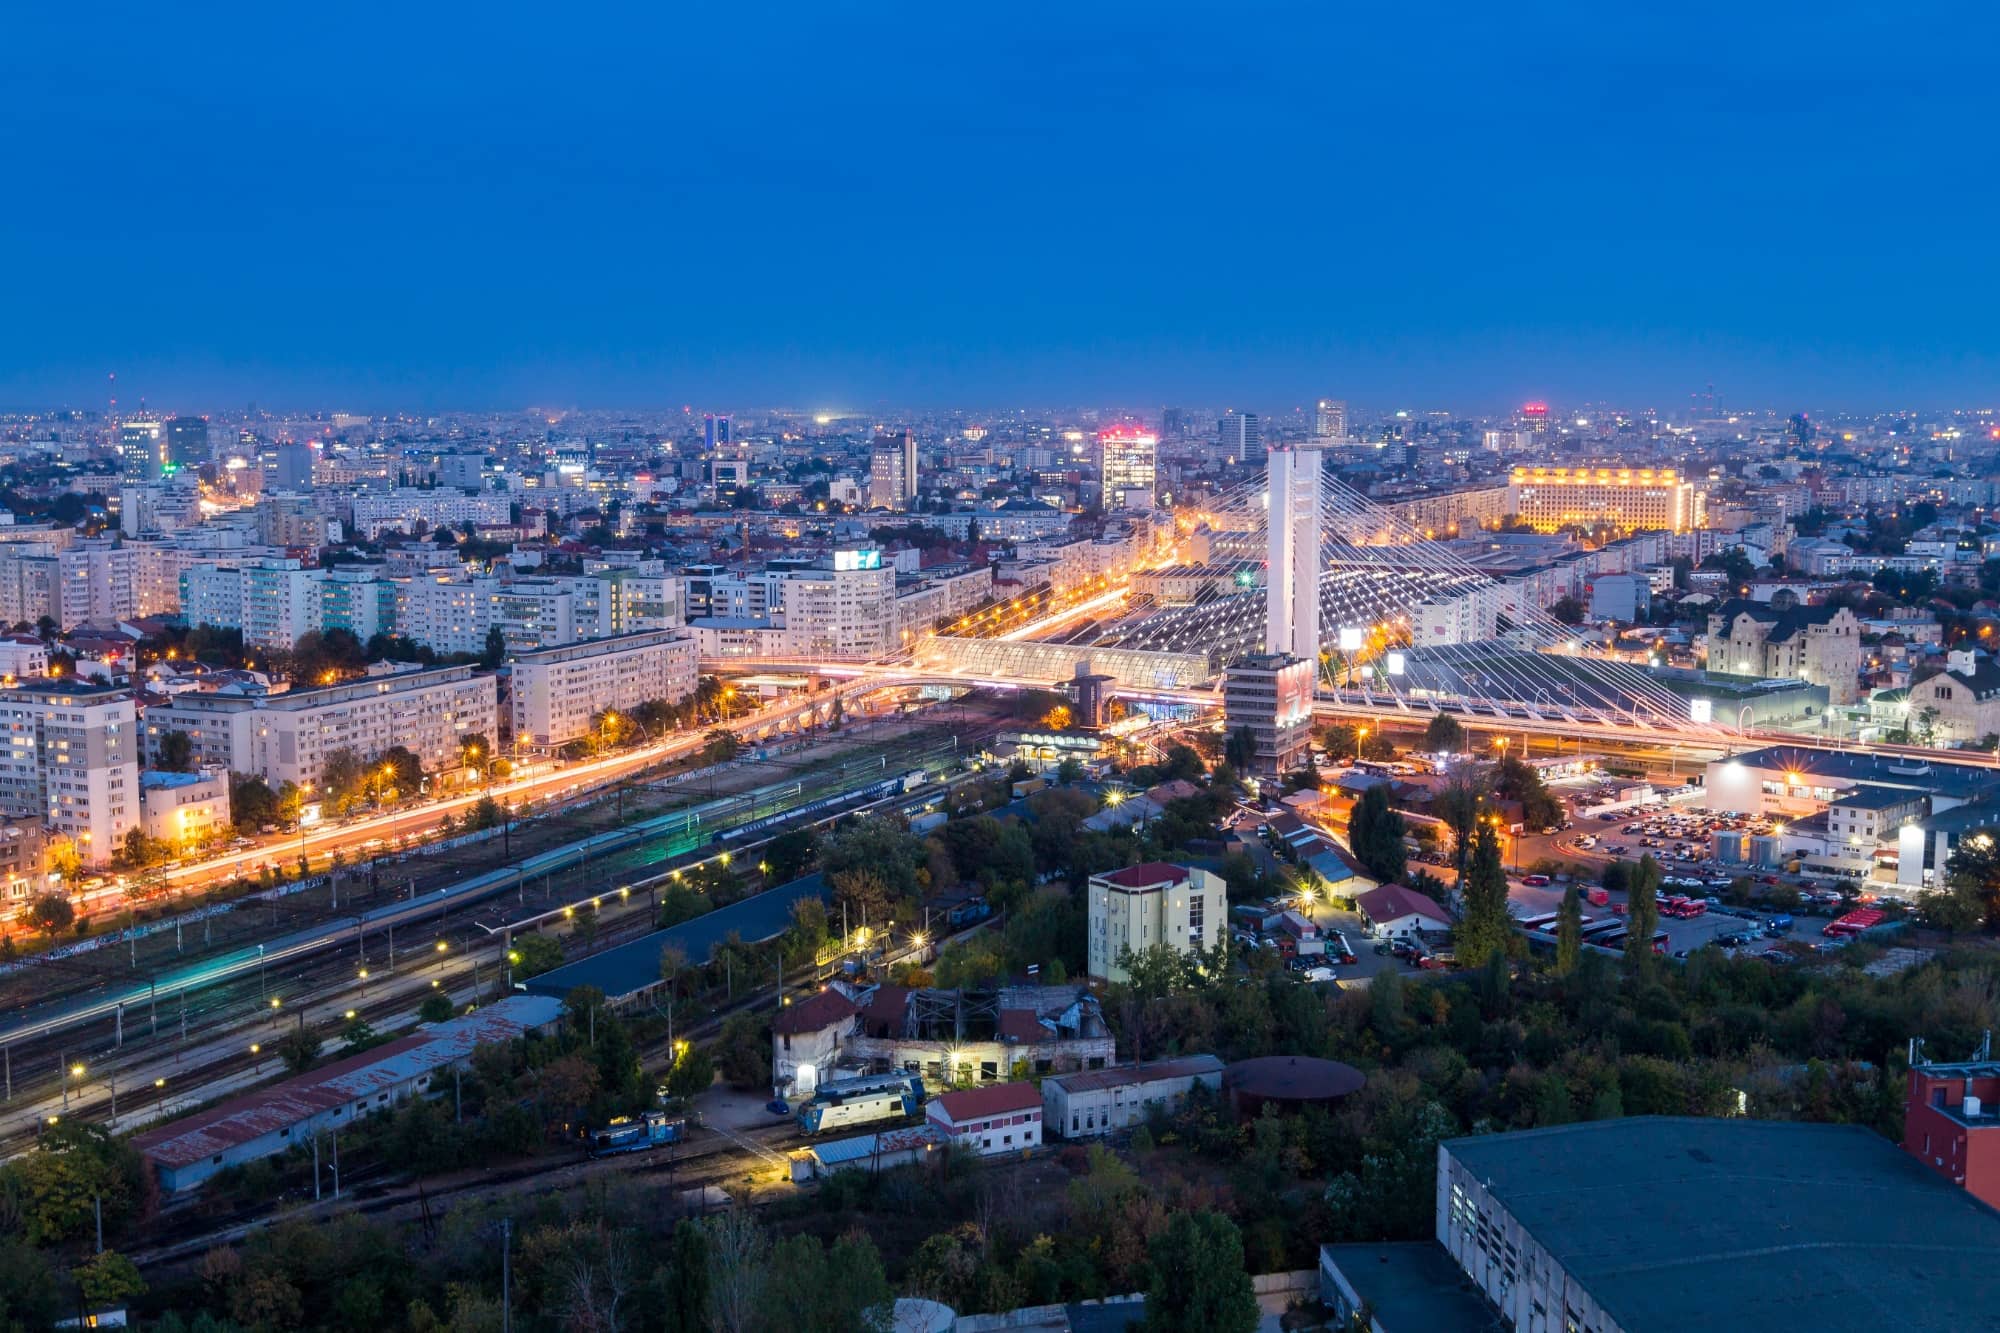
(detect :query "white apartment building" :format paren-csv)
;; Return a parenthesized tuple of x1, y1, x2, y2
(777, 559, 896, 658)
(1086, 862, 1225, 983)
(350, 489, 512, 540)
(141, 665, 497, 790)
(395, 576, 496, 656)
(509, 630, 699, 748)
(0, 682, 140, 866)
(180, 558, 326, 651)
(138, 766, 233, 849)
(0, 636, 50, 683)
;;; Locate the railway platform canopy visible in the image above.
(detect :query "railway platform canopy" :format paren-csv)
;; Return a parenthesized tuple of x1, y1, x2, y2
(522, 873, 829, 1005)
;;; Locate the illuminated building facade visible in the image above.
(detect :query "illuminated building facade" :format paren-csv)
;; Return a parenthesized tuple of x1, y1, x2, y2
(1095, 427, 1157, 509)
(1508, 466, 1705, 534)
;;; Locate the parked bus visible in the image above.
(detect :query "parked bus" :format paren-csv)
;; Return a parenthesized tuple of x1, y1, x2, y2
(795, 1072, 926, 1134)
(1516, 912, 1562, 933)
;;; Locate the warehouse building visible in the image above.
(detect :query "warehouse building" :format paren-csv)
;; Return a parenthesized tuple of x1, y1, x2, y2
(1438, 1117, 2000, 1331)
(1042, 1054, 1224, 1139)
(131, 994, 562, 1193)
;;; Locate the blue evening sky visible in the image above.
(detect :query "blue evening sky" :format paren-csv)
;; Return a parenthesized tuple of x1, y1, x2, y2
(3, 3, 1996, 413)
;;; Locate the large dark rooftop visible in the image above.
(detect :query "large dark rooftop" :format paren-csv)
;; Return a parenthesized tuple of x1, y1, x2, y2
(1444, 1117, 2000, 1332)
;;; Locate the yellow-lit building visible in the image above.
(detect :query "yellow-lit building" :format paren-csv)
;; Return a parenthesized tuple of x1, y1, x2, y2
(1507, 466, 1705, 534)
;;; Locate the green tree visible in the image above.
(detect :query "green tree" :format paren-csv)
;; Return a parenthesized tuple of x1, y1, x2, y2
(480, 625, 507, 669)
(276, 1025, 322, 1074)
(1626, 854, 1662, 966)
(156, 729, 194, 772)
(0, 1241, 60, 1331)
(1143, 1211, 1259, 1333)
(763, 827, 817, 883)
(72, 1250, 146, 1310)
(417, 991, 455, 1024)
(1939, 829, 2000, 932)
(701, 728, 741, 764)
(662, 1044, 715, 1101)
(1549, 595, 1587, 625)
(508, 932, 564, 979)
(1349, 784, 1407, 884)
(1555, 882, 1583, 975)
(230, 773, 279, 831)
(27, 893, 74, 938)
(1422, 713, 1466, 753)
(1433, 771, 1487, 882)
(1454, 822, 1512, 968)
(1224, 725, 1257, 773)
(716, 1012, 772, 1090)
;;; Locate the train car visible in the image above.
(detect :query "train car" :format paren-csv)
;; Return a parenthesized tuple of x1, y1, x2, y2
(795, 1072, 926, 1134)
(587, 1110, 687, 1157)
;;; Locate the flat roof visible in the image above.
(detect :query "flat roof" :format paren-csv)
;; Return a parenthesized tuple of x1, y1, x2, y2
(1720, 746, 2000, 800)
(523, 873, 828, 1003)
(1046, 1055, 1223, 1096)
(1319, 1243, 1503, 1332)
(1442, 1117, 2000, 1332)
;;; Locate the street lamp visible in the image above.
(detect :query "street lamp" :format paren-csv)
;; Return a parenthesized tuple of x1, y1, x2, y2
(64, 1062, 83, 1112)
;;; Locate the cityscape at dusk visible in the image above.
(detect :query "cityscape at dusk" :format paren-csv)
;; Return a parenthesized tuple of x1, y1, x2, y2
(4, 6, 2000, 1333)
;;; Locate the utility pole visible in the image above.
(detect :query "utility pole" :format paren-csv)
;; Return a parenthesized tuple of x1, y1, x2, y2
(501, 1219, 513, 1333)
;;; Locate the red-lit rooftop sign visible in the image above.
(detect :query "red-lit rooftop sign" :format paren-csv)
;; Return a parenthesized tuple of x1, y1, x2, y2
(1521, 402, 1549, 416)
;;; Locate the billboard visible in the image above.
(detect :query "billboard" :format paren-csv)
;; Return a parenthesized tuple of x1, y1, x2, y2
(833, 549, 882, 572)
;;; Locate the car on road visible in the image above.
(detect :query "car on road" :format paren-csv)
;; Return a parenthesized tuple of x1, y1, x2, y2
(1522, 874, 1552, 887)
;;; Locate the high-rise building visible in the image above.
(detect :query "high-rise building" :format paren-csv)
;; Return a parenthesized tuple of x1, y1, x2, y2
(1095, 427, 1157, 509)
(1086, 862, 1226, 982)
(509, 629, 700, 749)
(1222, 652, 1315, 776)
(1217, 411, 1261, 464)
(868, 431, 919, 510)
(0, 681, 140, 866)
(1314, 398, 1348, 441)
(703, 414, 731, 452)
(1508, 466, 1705, 534)
(120, 420, 164, 481)
(1160, 407, 1188, 443)
(165, 416, 210, 469)
(262, 442, 314, 491)
(1265, 445, 1323, 661)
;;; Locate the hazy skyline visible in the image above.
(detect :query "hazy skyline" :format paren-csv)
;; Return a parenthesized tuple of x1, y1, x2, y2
(6, 4, 1998, 412)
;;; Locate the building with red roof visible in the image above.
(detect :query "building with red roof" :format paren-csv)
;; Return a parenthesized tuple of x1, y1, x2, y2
(1086, 861, 1225, 982)
(927, 1081, 1043, 1156)
(772, 986, 861, 1097)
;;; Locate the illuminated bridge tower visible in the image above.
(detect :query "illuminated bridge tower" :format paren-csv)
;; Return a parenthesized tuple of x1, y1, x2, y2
(1264, 444, 1323, 663)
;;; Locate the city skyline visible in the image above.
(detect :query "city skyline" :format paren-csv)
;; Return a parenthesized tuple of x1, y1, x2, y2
(8, 6, 2000, 410)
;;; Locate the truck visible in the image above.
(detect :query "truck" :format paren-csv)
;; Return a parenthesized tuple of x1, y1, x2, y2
(1011, 777, 1048, 799)
(1584, 886, 1610, 908)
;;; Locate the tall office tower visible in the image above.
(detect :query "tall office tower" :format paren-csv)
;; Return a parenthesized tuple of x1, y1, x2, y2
(1264, 445, 1323, 661)
(704, 414, 731, 452)
(1314, 398, 1348, 441)
(1161, 407, 1188, 443)
(1095, 427, 1158, 509)
(1520, 401, 1551, 434)
(119, 419, 164, 481)
(165, 416, 210, 470)
(867, 431, 919, 509)
(1217, 410, 1262, 464)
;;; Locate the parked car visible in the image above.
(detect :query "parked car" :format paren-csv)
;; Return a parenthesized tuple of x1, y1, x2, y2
(1521, 874, 1552, 888)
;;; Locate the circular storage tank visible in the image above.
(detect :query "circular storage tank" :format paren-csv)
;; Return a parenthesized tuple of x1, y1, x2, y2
(1223, 1055, 1366, 1115)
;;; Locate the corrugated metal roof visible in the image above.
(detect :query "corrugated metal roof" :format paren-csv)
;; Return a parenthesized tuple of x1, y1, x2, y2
(132, 994, 561, 1169)
(811, 1122, 949, 1165)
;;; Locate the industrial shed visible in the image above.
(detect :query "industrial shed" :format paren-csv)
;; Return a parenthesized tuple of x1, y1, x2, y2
(131, 994, 562, 1193)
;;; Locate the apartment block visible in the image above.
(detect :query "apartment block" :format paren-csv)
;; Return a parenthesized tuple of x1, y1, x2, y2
(1086, 861, 1225, 983)
(509, 630, 700, 748)
(0, 682, 141, 866)
(141, 665, 496, 790)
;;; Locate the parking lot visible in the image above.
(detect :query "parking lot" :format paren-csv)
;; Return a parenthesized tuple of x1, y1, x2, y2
(1506, 877, 1843, 959)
